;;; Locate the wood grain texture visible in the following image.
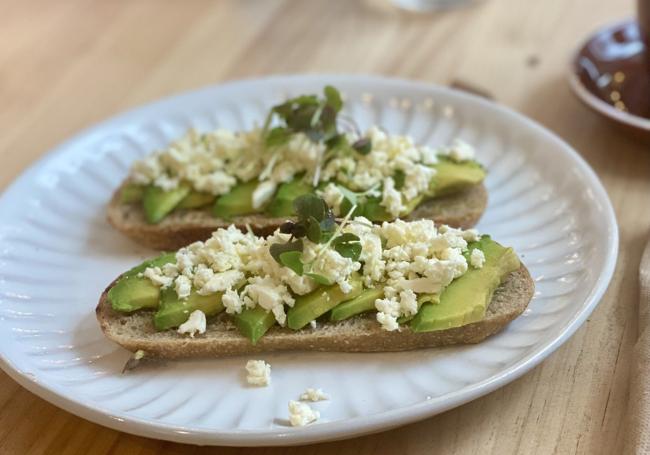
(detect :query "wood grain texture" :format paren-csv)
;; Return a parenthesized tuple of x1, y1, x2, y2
(1, 0, 648, 453)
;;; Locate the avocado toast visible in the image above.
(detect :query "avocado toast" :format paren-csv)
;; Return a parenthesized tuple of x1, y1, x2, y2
(108, 86, 488, 250)
(97, 196, 534, 359)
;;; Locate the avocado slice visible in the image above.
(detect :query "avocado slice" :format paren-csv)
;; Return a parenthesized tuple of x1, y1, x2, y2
(360, 194, 423, 222)
(330, 287, 384, 321)
(120, 184, 144, 204)
(287, 275, 363, 330)
(352, 158, 484, 221)
(360, 198, 391, 222)
(108, 253, 176, 313)
(233, 306, 277, 344)
(397, 293, 440, 324)
(109, 278, 159, 313)
(143, 184, 190, 224)
(213, 180, 259, 218)
(177, 191, 215, 209)
(266, 179, 313, 217)
(154, 288, 225, 331)
(429, 157, 485, 197)
(410, 237, 520, 332)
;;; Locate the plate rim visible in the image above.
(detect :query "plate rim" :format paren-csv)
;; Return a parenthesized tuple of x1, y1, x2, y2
(0, 73, 619, 446)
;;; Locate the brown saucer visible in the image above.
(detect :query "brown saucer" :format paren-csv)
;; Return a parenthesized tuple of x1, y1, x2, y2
(569, 20, 650, 142)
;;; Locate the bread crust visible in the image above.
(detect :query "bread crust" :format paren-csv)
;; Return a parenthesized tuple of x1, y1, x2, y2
(96, 264, 534, 359)
(107, 184, 488, 250)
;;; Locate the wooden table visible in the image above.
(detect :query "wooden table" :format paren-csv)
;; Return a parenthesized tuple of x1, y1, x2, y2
(1, 0, 648, 453)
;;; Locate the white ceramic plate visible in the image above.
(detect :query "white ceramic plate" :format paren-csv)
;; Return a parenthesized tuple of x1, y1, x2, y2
(0, 75, 618, 446)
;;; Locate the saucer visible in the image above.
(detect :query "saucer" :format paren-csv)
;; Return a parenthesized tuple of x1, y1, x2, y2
(569, 20, 650, 141)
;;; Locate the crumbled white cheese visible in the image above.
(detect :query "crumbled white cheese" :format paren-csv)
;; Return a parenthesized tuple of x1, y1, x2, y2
(402, 162, 436, 200)
(241, 276, 294, 325)
(192, 264, 215, 289)
(177, 310, 206, 337)
(126, 124, 481, 226)
(376, 312, 399, 331)
(321, 126, 439, 215)
(174, 275, 192, 299)
(288, 400, 320, 427)
(309, 320, 318, 329)
(125, 115, 484, 229)
(446, 139, 476, 162)
(175, 248, 196, 273)
(353, 218, 471, 331)
(245, 360, 271, 386)
(318, 183, 345, 216)
(129, 128, 263, 196)
(143, 266, 174, 288)
(470, 249, 486, 269)
(153, 174, 180, 191)
(193, 171, 236, 195)
(300, 388, 329, 402)
(252, 180, 277, 210)
(244, 230, 318, 296)
(375, 297, 401, 318)
(142, 215, 477, 334)
(307, 246, 361, 294)
(130, 155, 162, 185)
(380, 177, 404, 217)
(162, 262, 179, 278)
(399, 289, 418, 316)
(420, 145, 439, 165)
(462, 228, 481, 243)
(222, 288, 244, 314)
(198, 269, 244, 296)
(345, 217, 385, 287)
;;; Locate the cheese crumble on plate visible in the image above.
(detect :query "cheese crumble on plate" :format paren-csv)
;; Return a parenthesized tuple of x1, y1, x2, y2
(288, 400, 320, 427)
(245, 360, 271, 386)
(300, 388, 329, 402)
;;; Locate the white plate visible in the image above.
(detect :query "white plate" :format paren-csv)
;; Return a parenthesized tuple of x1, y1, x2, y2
(0, 75, 618, 446)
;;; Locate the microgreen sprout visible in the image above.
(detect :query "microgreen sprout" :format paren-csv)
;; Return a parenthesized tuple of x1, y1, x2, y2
(269, 195, 362, 284)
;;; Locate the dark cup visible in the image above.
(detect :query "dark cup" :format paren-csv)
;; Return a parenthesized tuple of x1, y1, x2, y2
(640, 0, 650, 47)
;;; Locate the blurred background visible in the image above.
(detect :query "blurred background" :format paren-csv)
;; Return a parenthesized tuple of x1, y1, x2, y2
(2, 0, 643, 194)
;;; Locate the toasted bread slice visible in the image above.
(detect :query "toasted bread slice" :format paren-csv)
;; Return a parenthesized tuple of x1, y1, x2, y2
(96, 264, 533, 359)
(107, 183, 488, 250)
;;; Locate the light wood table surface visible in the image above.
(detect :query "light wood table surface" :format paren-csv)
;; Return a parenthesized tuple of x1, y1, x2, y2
(1, 0, 649, 453)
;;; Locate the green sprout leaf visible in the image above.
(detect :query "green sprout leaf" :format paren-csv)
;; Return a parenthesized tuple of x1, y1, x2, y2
(336, 184, 378, 217)
(262, 86, 345, 151)
(393, 169, 406, 190)
(321, 107, 338, 140)
(265, 127, 291, 148)
(319, 216, 336, 233)
(305, 272, 333, 285)
(292, 95, 320, 106)
(269, 239, 303, 264)
(306, 216, 322, 243)
(310, 105, 325, 128)
(324, 85, 343, 112)
(287, 105, 318, 132)
(325, 133, 347, 150)
(273, 101, 294, 118)
(278, 251, 304, 275)
(332, 233, 362, 261)
(352, 138, 372, 155)
(338, 185, 359, 207)
(293, 194, 328, 222)
(269, 194, 361, 282)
